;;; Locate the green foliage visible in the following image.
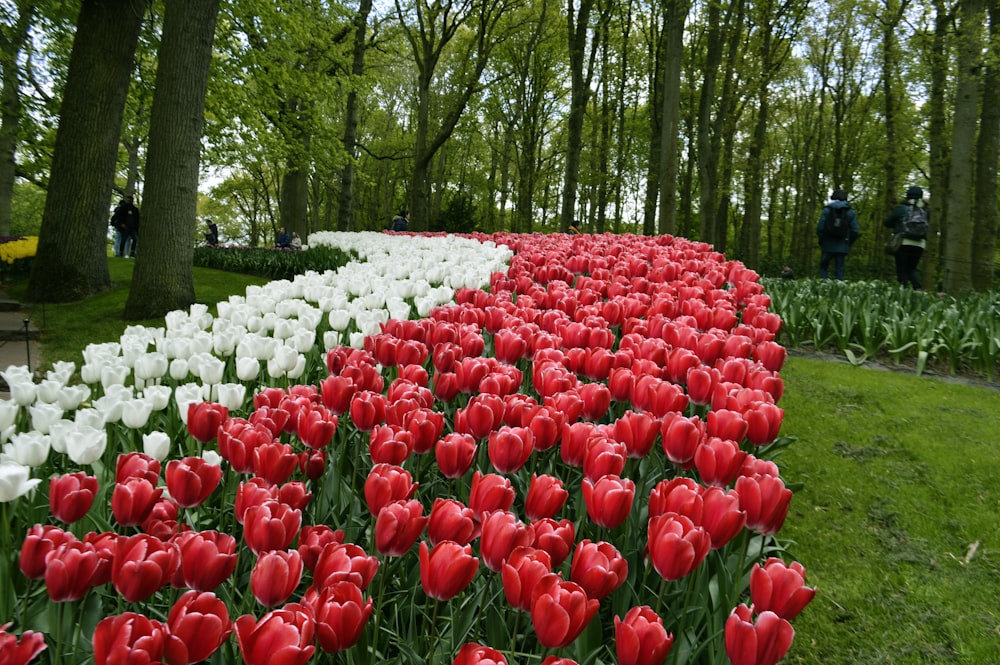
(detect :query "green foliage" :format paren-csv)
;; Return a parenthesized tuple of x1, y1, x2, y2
(778, 356, 1000, 664)
(10, 183, 46, 236)
(192, 244, 356, 280)
(435, 193, 479, 233)
(764, 278, 1000, 380)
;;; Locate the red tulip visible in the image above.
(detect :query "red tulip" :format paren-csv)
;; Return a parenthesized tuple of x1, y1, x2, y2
(111, 477, 163, 527)
(297, 525, 345, 573)
(570, 539, 628, 601)
(186, 401, 229, 443)
(92, 612, 167, 665)
(530, 517, 575, 568)
(0, 622, 47, 665)
(349, 390, 387, 431)
(527, 405, 564, 451)
(646, 513, 711, 582)
(436, 432, 478, 478)
(540, 658, 579, 665)
(277, 481, 312, 512)
(578, 382, 612, 421)
(648, 477, 703, 522)
(141, 494, 181, 540)
(494, 329, 528, 364)
(165, 457, 222, 508)
(660, 413, 704, 467)
(312, 542, 379, 590)
(251, 549, 303, 607)
(242, 499, 302, 554)
(48, 472, 98, 524)
(468, 471, 515, 517)
(19, 524, 75, 580)
(375, 499, 427, 556)
(402, 407, 445, 454)
(234, 604, 315, 665)
(234, 478, 278, 524)
(744, 402, 783, 447)
(749, 558, 816, 620)
(420, 540, 479, 600)
(305, 581, 374, 653)
(612, 410, 660, 459)
(249, 404, 292, 437)
(428, 498, 480, 546)
(368, 424, 415, 465)
(488, 426, 535, 474)
(560, 421, 599, 467)
(706, 408, 748, 443)
(453, 643, 509, 665)
(318, 374, 357, 415)
(685, 365, 717, 406)
(582, 436, 627, 482)
(724, 604, 794, 665)
(530, 574, 599, 648)
(524, 473, 569, 521)
(253, 387, 286, 409)
(116, 451, 161, 484)
(753, 340, 787, 372)
(297, 404, 338, 449)
(501, 546, 552, 611)
(82, 531, 118, 587)
(614, 605, 674, 665)
(735, 473, 792, 536)
(173, 530, 237, 592)
(252, 441, 299, 486)
(363, 464, 416, 517)
(701, 487, 746, 549)
(43, 540, 103, 602)
(608, 367, 636, 403)
(581, 474, 635, 529)
(164, 590, 232, 665)
(480, 510, 534, 572)
(455, 395, 502, 439)
(299, 448, 327, 481)
(217, 420, 267, 472)
(694, 436, 747, 486)
(112, 533, 179, 603)
(432, 370, 461, 402)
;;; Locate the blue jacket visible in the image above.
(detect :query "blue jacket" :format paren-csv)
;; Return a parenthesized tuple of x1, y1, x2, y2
(817, 200, 860, 254)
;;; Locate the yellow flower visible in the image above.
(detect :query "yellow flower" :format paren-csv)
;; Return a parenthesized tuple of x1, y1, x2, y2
(0, 236, 39, 264)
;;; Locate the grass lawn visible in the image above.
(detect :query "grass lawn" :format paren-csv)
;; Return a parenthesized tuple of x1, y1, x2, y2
(7, 259, 1000, 664)
(778, 356, 1000, 664)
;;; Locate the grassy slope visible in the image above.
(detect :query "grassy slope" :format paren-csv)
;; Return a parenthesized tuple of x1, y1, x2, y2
(10, 258, 269, 367)
(778, 356, 1000, 665)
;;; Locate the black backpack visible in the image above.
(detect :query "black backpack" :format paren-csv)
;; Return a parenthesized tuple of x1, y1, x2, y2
(823, 206, 850, 240)
(901, 204, 929, 240)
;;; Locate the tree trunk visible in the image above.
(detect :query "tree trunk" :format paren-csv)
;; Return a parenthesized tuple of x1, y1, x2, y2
(971, 0, 1000, 291)
(27, 0, 148, 303)
(336, 0, 373, 232)
(696, 0, 723, 245)
(656, 0, 689, 236)
(943, 0, 985, 295)
(124, 0, 219, 320)
(560, 0, 596, 232)
(926, 0, 952, 289)
(0, 1, 34, 237)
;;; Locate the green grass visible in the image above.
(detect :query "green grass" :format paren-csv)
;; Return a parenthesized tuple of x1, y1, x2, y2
(7, 261, 1000, 664)
(7, 258, 269, 368)
(778, 356, 1000, 664)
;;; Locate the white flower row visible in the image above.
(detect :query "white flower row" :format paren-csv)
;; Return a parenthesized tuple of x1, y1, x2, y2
(0, 233, 513, 501)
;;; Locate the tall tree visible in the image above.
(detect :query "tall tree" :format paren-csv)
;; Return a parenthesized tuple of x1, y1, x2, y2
(0, 0, 35, 236)
(560, 0, 598, 231)
(26, 0, 148, 302)
(971, 0, 1000, 291)
(124, 0, 219, 319)
(336, 0, 374, 232)
(943, 0, 985, 294)
(656, 0, 690, 236)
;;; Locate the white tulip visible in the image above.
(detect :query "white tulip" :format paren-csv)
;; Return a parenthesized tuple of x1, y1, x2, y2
(48, 361, 77, 385)
(120, 398, 154, 429)
(93, 393, 125, 424)
(236, 357, 260, 382)
(0, 400, 18, 431)
(134, 352, 168, 382)
(100, 362, 131, 390)
(66, 425, 107, 466)
(55, 384, 91, 411)
(323, 330, 342, 351)
(142, 385, 172, 411)
(169, 358, 190, 382)
(28, 402, 63, 434)
(214, 383, 246, 411)
(2, 431, 50, 467)
(142, 431, 171, 461)
(8, 379, 36, 407)
(74, 408, 106, 430)
(328, 309, 352, 331)
(0, 462, 41, 502)
(48, 419, 75, 454)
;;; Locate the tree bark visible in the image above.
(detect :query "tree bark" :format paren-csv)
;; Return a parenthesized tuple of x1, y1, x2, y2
(560, 0, 596, 232)
(27, 0, 148, 302)
(943, 0, 985, 294)
(656, 0, 689, 236)
(925, 0, 952, 289)
(971, 0, 1000, 291)
(0, 1, 35, 237)
(124, 0, 219, 319)
(336, 0, 373, 232)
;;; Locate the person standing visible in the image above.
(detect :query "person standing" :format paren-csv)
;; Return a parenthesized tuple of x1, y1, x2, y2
(204, 218, 219, 246)
(112, 194, 140, 258)
(816, 189, 860, 280)
(391, 209, 409, 231)
(883, 185, 929, 289)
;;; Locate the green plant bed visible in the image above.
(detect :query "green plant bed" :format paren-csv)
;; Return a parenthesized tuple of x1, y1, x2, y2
(777, 356, 1000, 664)
(193, 243, 356, 279)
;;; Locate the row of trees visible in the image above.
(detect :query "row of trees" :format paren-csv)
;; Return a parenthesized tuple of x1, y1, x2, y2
(1, 0, 998, 318)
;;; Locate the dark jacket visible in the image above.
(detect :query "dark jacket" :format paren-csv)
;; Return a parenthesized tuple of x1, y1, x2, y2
(883, 200, 929, 249)
(276, 230, 291, 248)
(111, 201, 140, 233)
(817, 200, 860, 254)
(391, 215, 408, 232)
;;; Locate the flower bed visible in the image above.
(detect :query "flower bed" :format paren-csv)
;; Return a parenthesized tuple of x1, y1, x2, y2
(0, 232, 812, 665)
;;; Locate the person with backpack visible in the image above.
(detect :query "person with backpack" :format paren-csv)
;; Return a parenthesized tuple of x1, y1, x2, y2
(816, 189, 861, 280)
(883, 185, 929, 289)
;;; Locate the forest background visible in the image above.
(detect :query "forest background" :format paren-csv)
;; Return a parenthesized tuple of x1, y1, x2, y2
(2, 0, 999, 319)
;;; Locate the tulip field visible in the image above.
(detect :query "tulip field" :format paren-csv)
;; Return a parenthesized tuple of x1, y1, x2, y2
(0, 232, 814, 665)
